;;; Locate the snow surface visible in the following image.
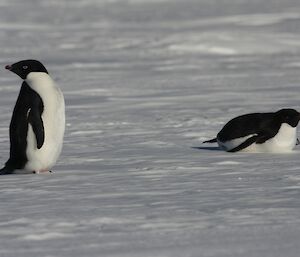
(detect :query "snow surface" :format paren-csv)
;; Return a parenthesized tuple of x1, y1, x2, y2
(1, 0, 300, 256)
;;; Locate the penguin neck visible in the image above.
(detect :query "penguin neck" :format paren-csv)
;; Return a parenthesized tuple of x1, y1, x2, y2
(25, 72, 56, 97)
(276, 123, 296, 139)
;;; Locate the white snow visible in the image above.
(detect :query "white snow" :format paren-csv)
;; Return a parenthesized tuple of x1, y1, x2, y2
(1, 0, 300, 256)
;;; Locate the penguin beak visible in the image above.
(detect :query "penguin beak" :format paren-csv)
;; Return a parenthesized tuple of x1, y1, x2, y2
(5, 65, 12, 71)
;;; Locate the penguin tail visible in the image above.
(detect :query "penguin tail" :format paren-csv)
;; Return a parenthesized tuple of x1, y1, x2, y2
(203, 138, 217, 144)
(0, 166, 14, 175)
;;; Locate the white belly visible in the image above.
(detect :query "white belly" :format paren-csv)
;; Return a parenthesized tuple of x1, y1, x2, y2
(24, 72, 65, 172)
(218, 123, 297, 153)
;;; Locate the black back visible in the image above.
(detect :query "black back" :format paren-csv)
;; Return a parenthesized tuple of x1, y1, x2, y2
(4, 82, 44, 171)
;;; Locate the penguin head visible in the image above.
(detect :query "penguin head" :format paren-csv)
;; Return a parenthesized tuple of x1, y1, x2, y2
(276, 109, 300, 127)
(5, 60, 48, 79)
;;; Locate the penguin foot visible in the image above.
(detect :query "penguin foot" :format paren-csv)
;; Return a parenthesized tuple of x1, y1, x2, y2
(32, 170, 52, 174)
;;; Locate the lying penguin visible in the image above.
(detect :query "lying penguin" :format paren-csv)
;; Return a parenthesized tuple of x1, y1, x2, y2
(204, 109, 300, 153)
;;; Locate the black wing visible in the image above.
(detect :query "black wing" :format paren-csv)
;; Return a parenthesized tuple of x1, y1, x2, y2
(28, 100, 44, 149)
(228, 135, 259, 152)
(4, 82, 44, 171)
(227, 131, 277, 153)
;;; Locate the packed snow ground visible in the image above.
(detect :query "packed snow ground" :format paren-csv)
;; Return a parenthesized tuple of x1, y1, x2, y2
(1, 0, 300, 256)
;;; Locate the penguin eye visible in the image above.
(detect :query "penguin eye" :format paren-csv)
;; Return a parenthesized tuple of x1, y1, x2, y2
(22, 65, 28, 70)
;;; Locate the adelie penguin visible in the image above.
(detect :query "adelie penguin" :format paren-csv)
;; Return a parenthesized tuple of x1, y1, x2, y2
(0, 60, 65, 175)
(203, 109, 300, 153)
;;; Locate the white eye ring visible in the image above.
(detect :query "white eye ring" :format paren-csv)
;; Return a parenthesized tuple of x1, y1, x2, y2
(22, 65, 28, 70)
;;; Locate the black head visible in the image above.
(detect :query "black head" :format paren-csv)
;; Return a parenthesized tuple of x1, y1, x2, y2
(275, 109, 300, 127)
(5, 59, 48, 79)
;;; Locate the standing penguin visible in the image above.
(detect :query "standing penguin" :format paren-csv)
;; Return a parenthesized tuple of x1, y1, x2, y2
(0, 60, 65, 175)
(203, 109, 300, 153)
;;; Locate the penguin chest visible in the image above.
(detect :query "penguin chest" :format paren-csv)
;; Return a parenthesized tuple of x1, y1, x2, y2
(25, 86, 65, 172)
(255, 123, 297, 153)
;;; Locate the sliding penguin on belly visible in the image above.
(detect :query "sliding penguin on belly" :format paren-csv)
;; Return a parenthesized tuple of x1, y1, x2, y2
(0, 60, 65, 175)
(204, 109, 300, 153)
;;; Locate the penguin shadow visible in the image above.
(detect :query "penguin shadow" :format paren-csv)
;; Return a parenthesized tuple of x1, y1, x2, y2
(192, 145, 222, 151)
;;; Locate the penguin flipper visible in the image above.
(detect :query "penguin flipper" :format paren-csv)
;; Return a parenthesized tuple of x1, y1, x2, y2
(227, 135, 259, 152)
(28, 108, 45, 149)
